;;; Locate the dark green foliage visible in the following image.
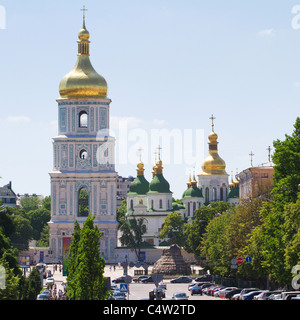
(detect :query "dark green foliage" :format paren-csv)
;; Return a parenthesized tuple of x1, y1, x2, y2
(66, 215, 108, 300)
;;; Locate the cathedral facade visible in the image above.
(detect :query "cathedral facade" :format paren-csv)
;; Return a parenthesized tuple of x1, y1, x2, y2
(125, 119, 238, 246)
(48, 18, 118, 263)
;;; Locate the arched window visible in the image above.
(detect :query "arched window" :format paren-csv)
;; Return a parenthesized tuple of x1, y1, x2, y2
(151, 200, 154, 209)
(78, 187, 89, 217)
(220, 187, 223, 201)
(79, 149, 88, 160)
(193, 202, 196, 213)
(79, 111, 88, 128)
(130, 199, 133, 209)
(205, 187, 209, 203)
(168, 199, 170, 209)
(188, 202, 190, 216)
(159, 199, 163, 209)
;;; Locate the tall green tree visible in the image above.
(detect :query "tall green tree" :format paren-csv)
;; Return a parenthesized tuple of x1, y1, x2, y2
(68, 214, 108, 300)
(119, 217, 147, 261)
(117, 199, 127, 226)
(159, 211, 186, 247)
(24, 267, 42, 300)
(10, 215, 33, 250)
(200, 212, 233, 275)
(66, 220, 81, 300)
(184, 203, 231, 258)
(272, 117, 300, 203)
(27, 208, 50, 240)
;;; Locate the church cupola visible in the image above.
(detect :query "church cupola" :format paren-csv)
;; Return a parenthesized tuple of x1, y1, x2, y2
(128, 149, 149, 195)
(148, 146, 172, 194)
(200, 115, 228, 176)
(59, 9, 108, 99)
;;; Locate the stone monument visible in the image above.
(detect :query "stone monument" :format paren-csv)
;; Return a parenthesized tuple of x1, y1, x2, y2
(152, 244, 191, 275)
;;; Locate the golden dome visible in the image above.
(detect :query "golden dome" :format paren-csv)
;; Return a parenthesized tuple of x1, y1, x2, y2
(200, 130, 228, 176)
(208, 131, 218, 142)
(59, 21, 107, 99)
(137, 160, 145, 176)
(78, 24, 90, 40)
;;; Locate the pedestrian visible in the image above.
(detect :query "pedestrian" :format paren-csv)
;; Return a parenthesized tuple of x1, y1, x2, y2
(113, 265, 116, 271)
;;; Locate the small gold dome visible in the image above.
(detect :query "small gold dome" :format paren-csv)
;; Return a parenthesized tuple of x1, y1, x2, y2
(78, 26, 90, 40)
(59, 23, 108, 99)
(208, 131, 218, 142)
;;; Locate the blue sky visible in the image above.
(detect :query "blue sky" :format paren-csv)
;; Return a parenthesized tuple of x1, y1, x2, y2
(0, 0, 300, 199)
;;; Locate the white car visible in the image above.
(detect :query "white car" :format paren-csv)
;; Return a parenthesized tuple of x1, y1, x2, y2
(45, 277, 55, 285)
(218, 287, 238, 299)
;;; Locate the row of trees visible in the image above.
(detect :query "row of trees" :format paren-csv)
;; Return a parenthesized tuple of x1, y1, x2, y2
(0, 224, 42, 299)
(2, 195, 50, 250)
(0, 195, 50, 299)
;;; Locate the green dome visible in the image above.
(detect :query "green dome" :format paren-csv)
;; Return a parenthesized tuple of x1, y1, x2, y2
(172, 202, 185, 211)
(148, 174, 172, 193)
(182, 186, 203, 198)
(228, 186, 239, 199)
(128, 175, 149, 195)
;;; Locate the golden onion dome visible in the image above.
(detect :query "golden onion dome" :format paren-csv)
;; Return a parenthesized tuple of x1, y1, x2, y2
(200, 130, 228, 176)
(59, 21, 108, 99)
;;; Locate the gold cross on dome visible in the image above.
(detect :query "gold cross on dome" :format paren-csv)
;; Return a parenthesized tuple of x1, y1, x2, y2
(209, 114, 216, 132)
(249, 151, 255, 167)
(138, 147, 143, 161)
(80, 5, 88, 22)
(157, 145, 162, 160)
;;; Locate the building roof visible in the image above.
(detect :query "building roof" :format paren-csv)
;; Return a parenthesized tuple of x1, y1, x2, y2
(148, 174, 172, 194)
(182, 186, 203, 199)
(0, 182, 16, 197)
(128, 175, 149, 195)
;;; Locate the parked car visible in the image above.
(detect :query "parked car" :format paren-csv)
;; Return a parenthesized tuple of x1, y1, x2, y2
(171, 292, 189, 300)
(202, 284, 216, 295)
(133, 276, 149, 283)
(225, 289, 242, 300)
(213, 286, 226, 297)
(170, 276, 192, 283)
(255, 290, 282, 300)
(231, 292, 241, 300)
(269, 293, 282, 300)
(253, 291, 270, 300)
(112, 276, 132, 284)
(108, 291, 126, 300)
(209, 285, 224, 296)
(238, 288, 260, 300)
(281, 291, 300, 300)
(191, 286, 203, 296)
(218, 287, 238, 299)
(189, 282, 213, 291)
(141, 276, 154, 283)
(241, 291, 262, 300)
(195, 274, 213, 282)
